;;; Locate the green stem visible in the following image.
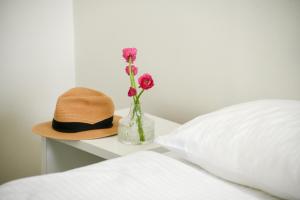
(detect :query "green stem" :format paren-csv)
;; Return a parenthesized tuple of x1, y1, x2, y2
(128, 58, 145, 142)
(137, 90, 144, 100)
(137, 115, 145, 142)
(135, 101, 145, 142)
(128, 58, 137, 119)
(128, 58, 137, 89)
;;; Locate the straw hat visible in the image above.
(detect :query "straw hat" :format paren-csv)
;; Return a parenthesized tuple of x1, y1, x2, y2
(32, 87, 121, 140)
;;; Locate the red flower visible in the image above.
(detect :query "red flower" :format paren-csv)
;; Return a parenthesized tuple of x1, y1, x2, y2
(122, 48, 137, 63)
(128, 87, 137, 97)
(138, 73, 154, 90)
(125, 65, 138, 76)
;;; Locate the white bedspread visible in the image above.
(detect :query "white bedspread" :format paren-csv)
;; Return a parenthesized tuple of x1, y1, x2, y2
(0, 151, 278, 200)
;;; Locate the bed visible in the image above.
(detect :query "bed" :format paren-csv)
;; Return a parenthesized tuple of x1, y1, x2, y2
(0, 151, 278, 200)
(1, 100, 299, 200)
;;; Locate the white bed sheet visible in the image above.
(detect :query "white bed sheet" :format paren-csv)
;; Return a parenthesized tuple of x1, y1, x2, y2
(0, 151, 279, 200)
(163, 151, 279, 200)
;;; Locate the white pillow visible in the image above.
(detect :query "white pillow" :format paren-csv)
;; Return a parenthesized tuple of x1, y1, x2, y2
(156, 100, 300, 200)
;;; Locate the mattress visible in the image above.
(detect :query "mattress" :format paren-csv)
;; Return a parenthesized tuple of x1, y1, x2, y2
(0, 151, 279, 200)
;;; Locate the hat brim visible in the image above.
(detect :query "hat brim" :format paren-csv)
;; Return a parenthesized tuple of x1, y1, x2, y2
(32, 115, 122, 140)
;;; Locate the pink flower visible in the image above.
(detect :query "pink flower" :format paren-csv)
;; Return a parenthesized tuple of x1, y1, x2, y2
(138, 73, 154, 90)
(128, 87, 137, 97)
(122, 48, 137, 63)
(125, 65, 138, 76)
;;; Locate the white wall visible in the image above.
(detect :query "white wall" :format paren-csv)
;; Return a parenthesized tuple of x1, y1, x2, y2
(0, 0, 75, 183)
(74, 0, 300, 122)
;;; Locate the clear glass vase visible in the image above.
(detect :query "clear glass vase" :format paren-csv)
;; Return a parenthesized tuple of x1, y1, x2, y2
(118, 103, 155, 145)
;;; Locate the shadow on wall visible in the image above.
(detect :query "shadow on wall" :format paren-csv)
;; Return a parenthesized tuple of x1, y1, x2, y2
(0, 107, 41, 184)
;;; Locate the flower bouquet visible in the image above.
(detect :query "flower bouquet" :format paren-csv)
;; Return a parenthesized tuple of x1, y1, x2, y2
(118, 48, 155, 145)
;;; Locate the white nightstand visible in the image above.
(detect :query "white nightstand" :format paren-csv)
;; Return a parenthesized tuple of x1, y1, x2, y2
(41, 108, 180, 173)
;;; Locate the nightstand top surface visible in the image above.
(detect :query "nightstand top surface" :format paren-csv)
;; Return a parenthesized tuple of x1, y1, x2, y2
(57, 108, 180, 159)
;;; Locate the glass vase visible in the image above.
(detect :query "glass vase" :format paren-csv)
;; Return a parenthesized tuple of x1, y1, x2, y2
(118, 103, 155, 145)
